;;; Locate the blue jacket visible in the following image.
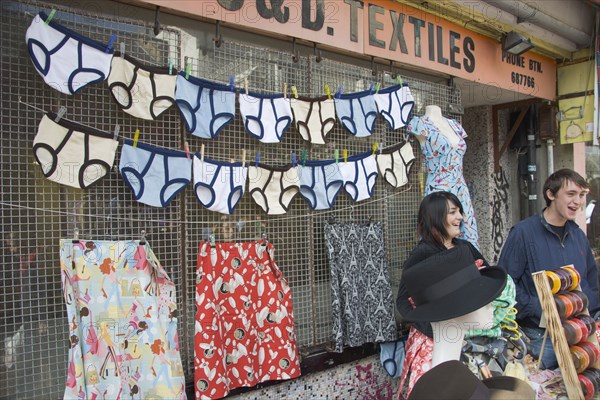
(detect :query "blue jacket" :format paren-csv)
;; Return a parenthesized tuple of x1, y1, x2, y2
(498, 212, 599, 324)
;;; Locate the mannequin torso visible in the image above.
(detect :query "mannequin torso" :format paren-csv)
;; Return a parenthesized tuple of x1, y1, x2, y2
(430, 302, 494, 367)
(416, 105, 460, 148)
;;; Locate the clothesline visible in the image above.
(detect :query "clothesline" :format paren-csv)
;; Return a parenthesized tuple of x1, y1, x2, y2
(0, 184, 412, 226)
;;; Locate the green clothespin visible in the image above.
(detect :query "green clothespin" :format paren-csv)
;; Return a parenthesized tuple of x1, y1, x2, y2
(334, 149, 339, 164)
(396, 75, 404, 86)
(301, 149, 308, 167)
(291, 85, 298, 99)
(45, 9, 56, 25)
(185, 62, 191, 80)
(375, 82, 381, 94)
(324, 84, 331, 100)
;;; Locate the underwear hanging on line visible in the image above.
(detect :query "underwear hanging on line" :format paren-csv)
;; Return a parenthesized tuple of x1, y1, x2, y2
(376, 141, 416, 188)
(175, 73, 236, 139)
(195, 240, 301, 399)
(193, 155, 248, 215)
(107, 52, 177, 120)
(338, 151, 378, 202)
(33, 112, 119, 189)
(248, 163, 300, 215)
(239, 92, 293, 143)
(289, 96, 336, 144)
(119, 139, 192, 208)
(373, 84, 415, 130)
(334, 90, 378, 137)
(25, 12, 114, 95)
(60, 239, 186, 400)
(298, 159, 344, 210)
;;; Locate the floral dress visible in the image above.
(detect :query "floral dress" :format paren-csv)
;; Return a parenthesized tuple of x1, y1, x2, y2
(407, 116, 480, 249)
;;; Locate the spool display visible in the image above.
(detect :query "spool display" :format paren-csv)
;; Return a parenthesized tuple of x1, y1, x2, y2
(571, 344, 592, 373)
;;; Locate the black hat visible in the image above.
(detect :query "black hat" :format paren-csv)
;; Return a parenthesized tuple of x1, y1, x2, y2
(408, 360, 535, 399)
(401, 245, 507, 322)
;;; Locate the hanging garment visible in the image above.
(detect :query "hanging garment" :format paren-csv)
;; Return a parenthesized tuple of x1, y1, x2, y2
(119, 139, 192, 208)
(373, 84, 415, 130)
(334, 90, 378, 137)
(25, 12, 114, 95)
(407, 116, 480, 248)
(298, 159, 344, 210)
(107, 53, 177, 120)
(60, 239, 186, 400)
(247, 163, 300, 215)
(376, 141, 416, 188)
(193, 155, 248, 215)
(324, 222, 397, 352)
(338, 151, 378, 202)
(195, 241, 301, 399)
(33, 112, 118, 189)
(289, 96, 336, 144)
(175, 73, 235, 139)
(239, 92, 293, 143)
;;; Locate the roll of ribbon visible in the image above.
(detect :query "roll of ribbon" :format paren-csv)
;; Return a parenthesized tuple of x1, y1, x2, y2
(564, 319, 585, 345)
(555, 267, 573, 293)
(578, 373, 595, 400)
(556, 294, 575, 319)
(564, 266, 581, 290)
(571, 344, 591, 373)
(579, 340, 600, 367)
(566, 291, 585, 315)
(546, 270, 562, 294)
(576, 315, 597, 337)
(571, 290, 589, 310)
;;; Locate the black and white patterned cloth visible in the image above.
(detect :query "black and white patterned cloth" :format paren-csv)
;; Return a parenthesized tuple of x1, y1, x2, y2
(324, 221, 397, 352)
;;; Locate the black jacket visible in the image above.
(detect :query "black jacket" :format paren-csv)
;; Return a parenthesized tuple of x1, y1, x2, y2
(396, 239, 488, 338)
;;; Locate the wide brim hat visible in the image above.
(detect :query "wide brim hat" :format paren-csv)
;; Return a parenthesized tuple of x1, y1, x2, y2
(401, 245, 507, 322)
(408, 360, 535, 400)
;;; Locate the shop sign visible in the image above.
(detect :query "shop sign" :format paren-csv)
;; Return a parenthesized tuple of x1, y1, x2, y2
(136, 0, 556, 100)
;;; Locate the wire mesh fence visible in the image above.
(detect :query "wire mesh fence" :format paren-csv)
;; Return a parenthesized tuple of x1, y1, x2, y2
(0, 1, 460, 397)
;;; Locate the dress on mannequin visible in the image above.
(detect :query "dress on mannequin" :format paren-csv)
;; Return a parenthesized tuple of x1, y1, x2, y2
(407, 106, 480, 249)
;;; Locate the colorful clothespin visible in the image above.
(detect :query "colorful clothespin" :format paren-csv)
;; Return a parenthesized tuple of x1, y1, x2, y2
(168, 58, 173, 75)
(113, 124, 120, 140)
(185, 58, 191, 80)
(343, 149, 348, 163)
(45, 9, 56, 25)
(105, 34, 116, 54)
(301, 149, 308, 166)
(335, 85, 343, 99)
(375, 82, 381, 94)
(334, 149, 339, 164)
(229, 74, 235, 92)
(244, 78, 249, 95)
(283, 83, 287, 98)
(291, 151, 296, 167)
(324, 84, 331, 100)
(209, 234, 216, 248)
(396, 75, 404, 85)
(372, 142, 379, 155)
(241, 149, 246, 168)
(120, 42, 125, 58)
(133, 129, 140, 148)
(200, 144, 205, 161)
(184, 141, 190, 159)
(369, 82, 374, 94)
(255, 151, 260, 165)
(291, 85, 298, 99)
(54, 106, 67, 122)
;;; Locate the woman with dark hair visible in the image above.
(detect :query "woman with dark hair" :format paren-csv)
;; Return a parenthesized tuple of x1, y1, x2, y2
(396, 191, 491, 397)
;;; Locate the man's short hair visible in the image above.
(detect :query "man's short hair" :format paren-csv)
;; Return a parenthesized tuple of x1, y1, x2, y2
(543, 168, 589, 206)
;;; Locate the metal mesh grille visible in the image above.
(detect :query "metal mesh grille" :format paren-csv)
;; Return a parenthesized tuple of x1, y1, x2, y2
(0, 1, 460, 398)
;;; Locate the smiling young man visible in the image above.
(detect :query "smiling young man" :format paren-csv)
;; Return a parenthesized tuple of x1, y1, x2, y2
(499, 168, 600, 369)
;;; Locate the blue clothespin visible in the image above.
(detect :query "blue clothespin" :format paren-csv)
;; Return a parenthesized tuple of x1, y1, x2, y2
(291, 151, 296, 167)
(168, 58, 173, 75)
(229, 74, 235, 92)
(335, 85, 343, 99)
(255, 151, 260, 165)
(369, 82, 374, 94)
(105, 34, 116, 54)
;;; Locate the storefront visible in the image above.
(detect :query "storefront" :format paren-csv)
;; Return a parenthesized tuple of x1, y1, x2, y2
(0, 0, 595, 399)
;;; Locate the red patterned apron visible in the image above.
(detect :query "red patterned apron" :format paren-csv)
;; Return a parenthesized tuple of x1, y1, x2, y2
(194, 241, 301, 399)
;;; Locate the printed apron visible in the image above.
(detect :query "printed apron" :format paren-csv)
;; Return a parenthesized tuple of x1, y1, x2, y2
(195, 241, 301, 399)
(60, 239, 186, 400)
